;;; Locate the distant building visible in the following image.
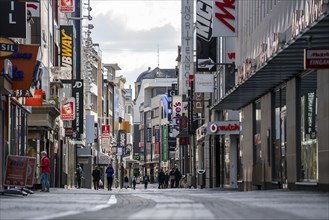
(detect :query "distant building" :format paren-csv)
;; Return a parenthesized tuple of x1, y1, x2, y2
(133, 67, 177, 182)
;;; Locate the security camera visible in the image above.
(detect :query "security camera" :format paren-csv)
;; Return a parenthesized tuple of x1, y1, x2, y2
(88, 15, 92, 21)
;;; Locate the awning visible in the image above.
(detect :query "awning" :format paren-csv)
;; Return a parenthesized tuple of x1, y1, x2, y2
(212, 13, 329, 111)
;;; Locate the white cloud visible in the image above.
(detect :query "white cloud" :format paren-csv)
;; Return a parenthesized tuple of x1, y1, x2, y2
(87, 0, 181, 90)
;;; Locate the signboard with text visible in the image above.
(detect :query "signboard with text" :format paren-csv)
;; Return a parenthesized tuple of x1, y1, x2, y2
(304, 48, 329, 69)
(4, 155, 36, 187)
(0, 1, 26, 38)
(60, 25, 74, 80)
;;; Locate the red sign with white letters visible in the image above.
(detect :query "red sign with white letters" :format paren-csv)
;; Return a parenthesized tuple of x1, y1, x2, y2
(102, 125, 110, 138)
(304, 48, 329, 69)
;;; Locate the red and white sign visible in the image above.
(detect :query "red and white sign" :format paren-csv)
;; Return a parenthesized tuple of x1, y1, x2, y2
(207, 121, 240, 135)
(27, 2, 40, 17)
(304, 48, 329, 69)
(60, 97, 75, 120)
(213, 0, 237, 37)
(60, 0, 75, 13)
(102, 125, 110, 138)
(209, 123, 218, 133)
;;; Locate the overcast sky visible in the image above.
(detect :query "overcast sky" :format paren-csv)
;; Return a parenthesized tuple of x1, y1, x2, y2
(88, 0, 181, 90)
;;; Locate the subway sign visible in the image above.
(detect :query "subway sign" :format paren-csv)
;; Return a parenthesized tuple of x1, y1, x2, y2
(59, 25, 74, 80)
(207, 121, 240, 135)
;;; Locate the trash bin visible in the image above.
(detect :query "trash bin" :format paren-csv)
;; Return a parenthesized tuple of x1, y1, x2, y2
(197, 169, 206, 189)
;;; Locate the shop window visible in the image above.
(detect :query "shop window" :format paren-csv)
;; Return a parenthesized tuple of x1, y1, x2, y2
(272, 87, 287, 183)
(299, 72, 318, 182)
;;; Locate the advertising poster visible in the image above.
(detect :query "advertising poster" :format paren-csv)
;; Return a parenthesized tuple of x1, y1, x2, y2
(4, 155, 36, 187)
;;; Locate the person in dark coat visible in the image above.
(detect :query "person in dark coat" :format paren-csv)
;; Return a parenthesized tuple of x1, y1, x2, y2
(76, 164, 83, 188)
(158, 169, 165, 189)
(92, 167, 101, 190)
(143, 174, 150, 189)
(164, 171, 169, 188)
(169, 168, 175, 188)
(105, 164, 115, 191)
(174, 168, 182, 188)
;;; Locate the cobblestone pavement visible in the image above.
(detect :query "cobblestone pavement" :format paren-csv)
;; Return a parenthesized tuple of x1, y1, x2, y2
(1, 184, 328, 220)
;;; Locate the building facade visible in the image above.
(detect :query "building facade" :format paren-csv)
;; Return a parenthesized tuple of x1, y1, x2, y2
(211, 0, 329, 191)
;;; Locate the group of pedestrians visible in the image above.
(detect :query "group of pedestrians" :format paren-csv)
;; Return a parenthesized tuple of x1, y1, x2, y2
(157, 167, 182, 189)
(90, 164, 182, 190)
(37, 153, 181, 192)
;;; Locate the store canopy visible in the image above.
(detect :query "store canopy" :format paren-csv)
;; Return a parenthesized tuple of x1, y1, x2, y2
(212, 13, 329, 111)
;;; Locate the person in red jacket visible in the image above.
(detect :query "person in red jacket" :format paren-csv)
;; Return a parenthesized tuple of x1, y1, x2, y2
(39, 151, 50, 192)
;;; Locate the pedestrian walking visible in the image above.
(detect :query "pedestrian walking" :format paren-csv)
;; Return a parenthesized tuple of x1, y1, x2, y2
(38, 151, 50, 192)
(106, 164, 115, 191)
(92, 167, 101, 190)
(124, 176, 129, 189)
(158, 169, 165, 189)
(143, 174, 150, 189)
(76, 164, 83, 188)
(169, 168, 175, 188)
(132, 175, 137, 190)
(174, 168, 182, 188)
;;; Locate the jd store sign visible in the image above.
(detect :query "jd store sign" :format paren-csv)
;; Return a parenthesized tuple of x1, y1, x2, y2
(207, 121, 241, 135)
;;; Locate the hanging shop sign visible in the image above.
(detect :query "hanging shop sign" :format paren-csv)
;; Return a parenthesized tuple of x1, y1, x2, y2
(0, 44, 40, 97)
(60, 0, 75, 13)
(117, 130, 127, 156)
(207, 121, 240, 135)
(59, 25, 74, 80)
(25, 89, 44, 106)
(0, 1, 26, 38)
(304, 48, 329, 69)
(102, 125, 110, 138)
(170, 96, 182, 138)
(196, 0, 217, 72)
(27, 2, 40, 17)
(195, 74, 214, 93)
(60, 97, 75, 120)
(213, 0, 237, 37)
(72, 80, 84, 135)
(180, 0, 194, 94)
(0, 37, 19, 58)
(162, 125, 168, 162)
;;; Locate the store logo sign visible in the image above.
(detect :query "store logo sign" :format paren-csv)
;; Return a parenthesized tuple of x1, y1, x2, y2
(207, 121, 240, 135)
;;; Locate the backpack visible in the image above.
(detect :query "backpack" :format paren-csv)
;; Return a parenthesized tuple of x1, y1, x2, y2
(144, 175, 149, 182)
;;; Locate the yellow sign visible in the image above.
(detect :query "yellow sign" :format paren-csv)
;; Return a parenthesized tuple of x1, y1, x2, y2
(0, 37, 19, 58)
